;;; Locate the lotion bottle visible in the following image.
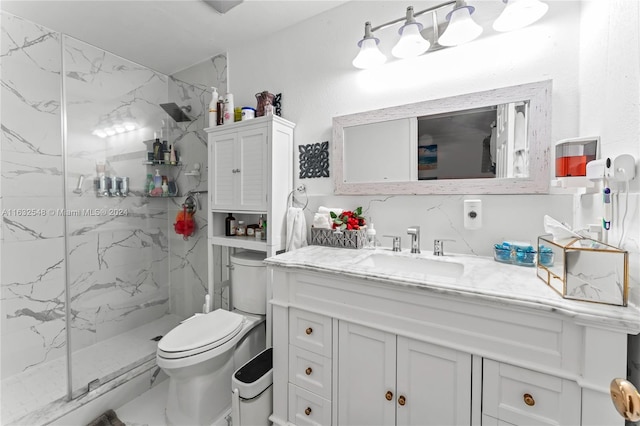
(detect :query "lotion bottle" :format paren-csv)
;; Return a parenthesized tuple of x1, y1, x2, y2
(209, 87, 219, 127)
(223, 93, 234, 125)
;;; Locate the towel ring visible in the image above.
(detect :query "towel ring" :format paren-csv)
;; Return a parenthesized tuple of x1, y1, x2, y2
(287, 185, 308, 210)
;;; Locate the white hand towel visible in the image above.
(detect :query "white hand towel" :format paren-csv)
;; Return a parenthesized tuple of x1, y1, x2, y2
(313, 212, 332, 229)
(286, 207, 308, 251)
(318, 206, 343, 216)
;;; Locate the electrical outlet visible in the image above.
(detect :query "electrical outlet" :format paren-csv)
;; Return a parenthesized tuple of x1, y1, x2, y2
(464, 199, 482, 230)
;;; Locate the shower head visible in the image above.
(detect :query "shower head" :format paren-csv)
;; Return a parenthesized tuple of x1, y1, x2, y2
(160, 103, 193, 122)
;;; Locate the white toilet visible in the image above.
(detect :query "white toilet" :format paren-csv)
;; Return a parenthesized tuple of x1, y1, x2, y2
(156, 250, 267, 426)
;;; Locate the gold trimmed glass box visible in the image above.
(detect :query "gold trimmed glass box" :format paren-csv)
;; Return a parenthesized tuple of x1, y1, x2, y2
(536, 235, 628, 306)
(310, 227, 365, 249)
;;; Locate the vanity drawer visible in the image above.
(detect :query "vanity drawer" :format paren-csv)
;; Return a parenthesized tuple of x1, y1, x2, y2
(289, 345, 332, 399)
(288, 383, 331, 426)
(289, 308, 332, 357)
(483, 359, 580, 425)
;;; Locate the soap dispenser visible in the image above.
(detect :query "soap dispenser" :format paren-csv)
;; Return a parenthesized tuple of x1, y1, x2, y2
(365, 222, 377, 249)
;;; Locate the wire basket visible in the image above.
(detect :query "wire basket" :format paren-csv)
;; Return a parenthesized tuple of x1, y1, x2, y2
(310, 227, 365, 249)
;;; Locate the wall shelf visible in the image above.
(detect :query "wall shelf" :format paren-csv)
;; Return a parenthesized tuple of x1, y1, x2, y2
(210, 234, 267, 251)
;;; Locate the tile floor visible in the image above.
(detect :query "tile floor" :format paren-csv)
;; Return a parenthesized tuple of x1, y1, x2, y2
(1, 314, 182, 425)
(116, 380, 232, 426)
(116, 379, 170, 426)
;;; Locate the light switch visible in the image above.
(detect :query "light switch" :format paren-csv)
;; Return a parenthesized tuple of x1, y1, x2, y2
(464, 199, 482, 230)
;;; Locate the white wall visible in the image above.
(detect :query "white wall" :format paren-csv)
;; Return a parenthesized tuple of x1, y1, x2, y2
(226, 0, 582, 251)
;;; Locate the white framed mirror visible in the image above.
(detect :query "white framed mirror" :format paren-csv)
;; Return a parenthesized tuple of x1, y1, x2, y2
(333, 80, 552, 195)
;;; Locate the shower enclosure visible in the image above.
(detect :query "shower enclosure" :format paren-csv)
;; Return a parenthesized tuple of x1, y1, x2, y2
(1, 12, 219, 424)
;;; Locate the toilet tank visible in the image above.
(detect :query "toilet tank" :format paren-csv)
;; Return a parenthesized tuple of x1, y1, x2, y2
(230, 251, 267, 315)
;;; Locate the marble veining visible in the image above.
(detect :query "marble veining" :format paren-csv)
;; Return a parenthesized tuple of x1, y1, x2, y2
(266, 245, 640, 333)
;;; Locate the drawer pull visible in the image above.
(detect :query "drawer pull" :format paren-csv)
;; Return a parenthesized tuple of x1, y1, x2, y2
(305, 367, 313, 375)
(398, 395, 406, 406)
(304, 407, 312, 416)
(385, 391, 393, 401)
(523, 393, 535, 407)
(305, 327, 313, 335)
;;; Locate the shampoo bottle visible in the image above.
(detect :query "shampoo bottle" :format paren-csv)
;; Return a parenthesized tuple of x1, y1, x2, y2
(216, 96, 224, 125)
(153, 133, 162, 162)
(223, 93, 234, 125)
(154, 169, 162, 188)
(169, 145, 176, 165)
(209, 87, 219, 127)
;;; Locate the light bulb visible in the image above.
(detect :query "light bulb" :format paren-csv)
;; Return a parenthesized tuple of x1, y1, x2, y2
(124, 122, 136, 131)
(105, 128, 116, 137)
(392, 22, 431, 59)
(438, 5, 483, 47)
(353, 37, 387, 69)
(493, 0, 549, 32)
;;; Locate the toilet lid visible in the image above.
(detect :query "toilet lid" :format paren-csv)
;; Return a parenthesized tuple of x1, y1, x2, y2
(158, 310, 244, 358)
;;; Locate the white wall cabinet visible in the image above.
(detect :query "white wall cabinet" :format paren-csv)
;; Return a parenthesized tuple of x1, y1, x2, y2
(269, 265, 629, 426)
(206, 116, 294, 339)
(338, 321, 471, 426)
(206, 115, 294, 253)
(209, 125, 268, 212)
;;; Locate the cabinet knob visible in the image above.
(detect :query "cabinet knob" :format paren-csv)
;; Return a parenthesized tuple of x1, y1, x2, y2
(305, 327, 313, 335)
(610, 378, 640, 422)
(305, 367, 313, 375)
(398, 395, 406, 406)
(523, 393, 535, 407)
(304, 407, 312, 416)
(385, 391, 393, 401)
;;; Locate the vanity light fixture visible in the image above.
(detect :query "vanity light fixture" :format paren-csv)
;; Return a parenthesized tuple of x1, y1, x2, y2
(352, 0, 549, 69)
(438, 2, 483, 47)
(493, 0, 549, 32)
(391, 6, 431, 59)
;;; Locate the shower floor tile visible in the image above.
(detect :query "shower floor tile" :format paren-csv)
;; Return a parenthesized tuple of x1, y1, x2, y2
(1, 314, 182, 426)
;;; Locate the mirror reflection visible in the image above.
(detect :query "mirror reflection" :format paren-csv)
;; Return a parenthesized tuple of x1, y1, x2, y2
(333, 81, 551, 195)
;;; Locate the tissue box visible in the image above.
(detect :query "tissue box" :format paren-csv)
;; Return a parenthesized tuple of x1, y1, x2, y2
(536, 234, 628, 306)
(310, 227, 365, 249)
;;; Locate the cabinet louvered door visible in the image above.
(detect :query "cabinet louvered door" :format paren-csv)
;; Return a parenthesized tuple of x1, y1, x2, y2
(236, 126, 267, 211)
(210, 132, 237, 210)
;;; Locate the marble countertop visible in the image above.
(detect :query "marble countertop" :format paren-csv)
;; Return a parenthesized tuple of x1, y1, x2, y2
(265, 245, 640, 334)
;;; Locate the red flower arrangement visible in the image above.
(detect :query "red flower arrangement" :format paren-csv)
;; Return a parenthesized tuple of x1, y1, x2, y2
(330, 207, 366, 231)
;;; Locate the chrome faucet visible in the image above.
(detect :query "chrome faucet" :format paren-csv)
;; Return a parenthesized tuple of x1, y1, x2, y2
(407, 226, 420, 254)
(433, 239, 455, 256)
(383, 235, 402, 252)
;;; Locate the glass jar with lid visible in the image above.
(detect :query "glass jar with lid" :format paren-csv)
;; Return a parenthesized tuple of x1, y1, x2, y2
(236, 221, 246, 236)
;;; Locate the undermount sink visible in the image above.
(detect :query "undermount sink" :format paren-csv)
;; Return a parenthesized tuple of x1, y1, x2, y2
(356, 252, 464, 280)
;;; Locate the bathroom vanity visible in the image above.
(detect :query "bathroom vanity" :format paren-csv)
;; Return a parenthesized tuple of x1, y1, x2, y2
(266, 246, 639, 426)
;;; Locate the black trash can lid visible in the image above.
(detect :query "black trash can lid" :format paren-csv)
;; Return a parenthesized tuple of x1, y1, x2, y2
(234, 347, 273, 384)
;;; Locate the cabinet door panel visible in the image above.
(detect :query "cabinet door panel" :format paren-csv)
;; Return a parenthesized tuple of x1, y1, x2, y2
(396, 337, 471, 426)
(237, 128, 267, 211)
(338, 322, 395, 426)
(211, 133, 236, 209)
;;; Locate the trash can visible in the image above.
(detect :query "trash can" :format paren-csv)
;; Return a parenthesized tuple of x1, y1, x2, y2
(231, 347, 273, 426)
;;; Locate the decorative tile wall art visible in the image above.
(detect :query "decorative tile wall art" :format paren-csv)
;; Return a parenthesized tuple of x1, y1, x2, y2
(299, 141, 329, 179)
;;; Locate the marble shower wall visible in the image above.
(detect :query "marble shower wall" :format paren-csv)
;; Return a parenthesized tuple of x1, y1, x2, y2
(1, 12, 176, 392)
(1, 12, 66, 379)
(168, 56, 227, 317)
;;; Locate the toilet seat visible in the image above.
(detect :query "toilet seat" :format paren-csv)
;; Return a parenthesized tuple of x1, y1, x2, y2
(158, 309, 245, 359)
